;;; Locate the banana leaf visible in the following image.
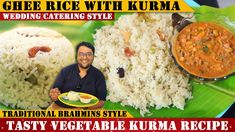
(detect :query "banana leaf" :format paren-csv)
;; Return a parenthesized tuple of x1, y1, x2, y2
(0, 5, 235, 117)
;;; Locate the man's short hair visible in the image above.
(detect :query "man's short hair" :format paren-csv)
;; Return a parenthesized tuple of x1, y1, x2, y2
(75, 41, 95, 55)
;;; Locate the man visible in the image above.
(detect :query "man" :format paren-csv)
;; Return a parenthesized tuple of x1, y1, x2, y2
(49, 41, 107, 110)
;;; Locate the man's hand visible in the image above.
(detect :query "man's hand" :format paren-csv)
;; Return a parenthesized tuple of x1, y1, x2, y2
(49, 88, 61, 101)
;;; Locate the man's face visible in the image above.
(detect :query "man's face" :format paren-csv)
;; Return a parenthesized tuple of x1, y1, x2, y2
(77, 46, 94, 69)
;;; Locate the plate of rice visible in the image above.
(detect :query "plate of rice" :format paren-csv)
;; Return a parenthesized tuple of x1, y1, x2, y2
(93, 6, 235, 117)
(93, 13, 192, 116)
(0, 27, 74, 109)
(58, 92, 99, 107)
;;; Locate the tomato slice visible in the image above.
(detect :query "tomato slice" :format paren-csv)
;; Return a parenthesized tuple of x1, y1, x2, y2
(124, 47, 134, 57)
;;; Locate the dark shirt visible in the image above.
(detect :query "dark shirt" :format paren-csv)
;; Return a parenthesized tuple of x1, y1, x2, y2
(53, 63, 107, 107)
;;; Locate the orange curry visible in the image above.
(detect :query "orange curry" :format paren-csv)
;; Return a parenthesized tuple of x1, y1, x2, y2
(80, 95, 92, 99)
(172, 22, 235, 78)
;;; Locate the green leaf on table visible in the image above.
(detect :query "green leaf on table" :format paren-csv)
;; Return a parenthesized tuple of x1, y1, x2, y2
(103, 5, 235, 117)
(0, 103, 13, 110)
(194, 5, 235, 32)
